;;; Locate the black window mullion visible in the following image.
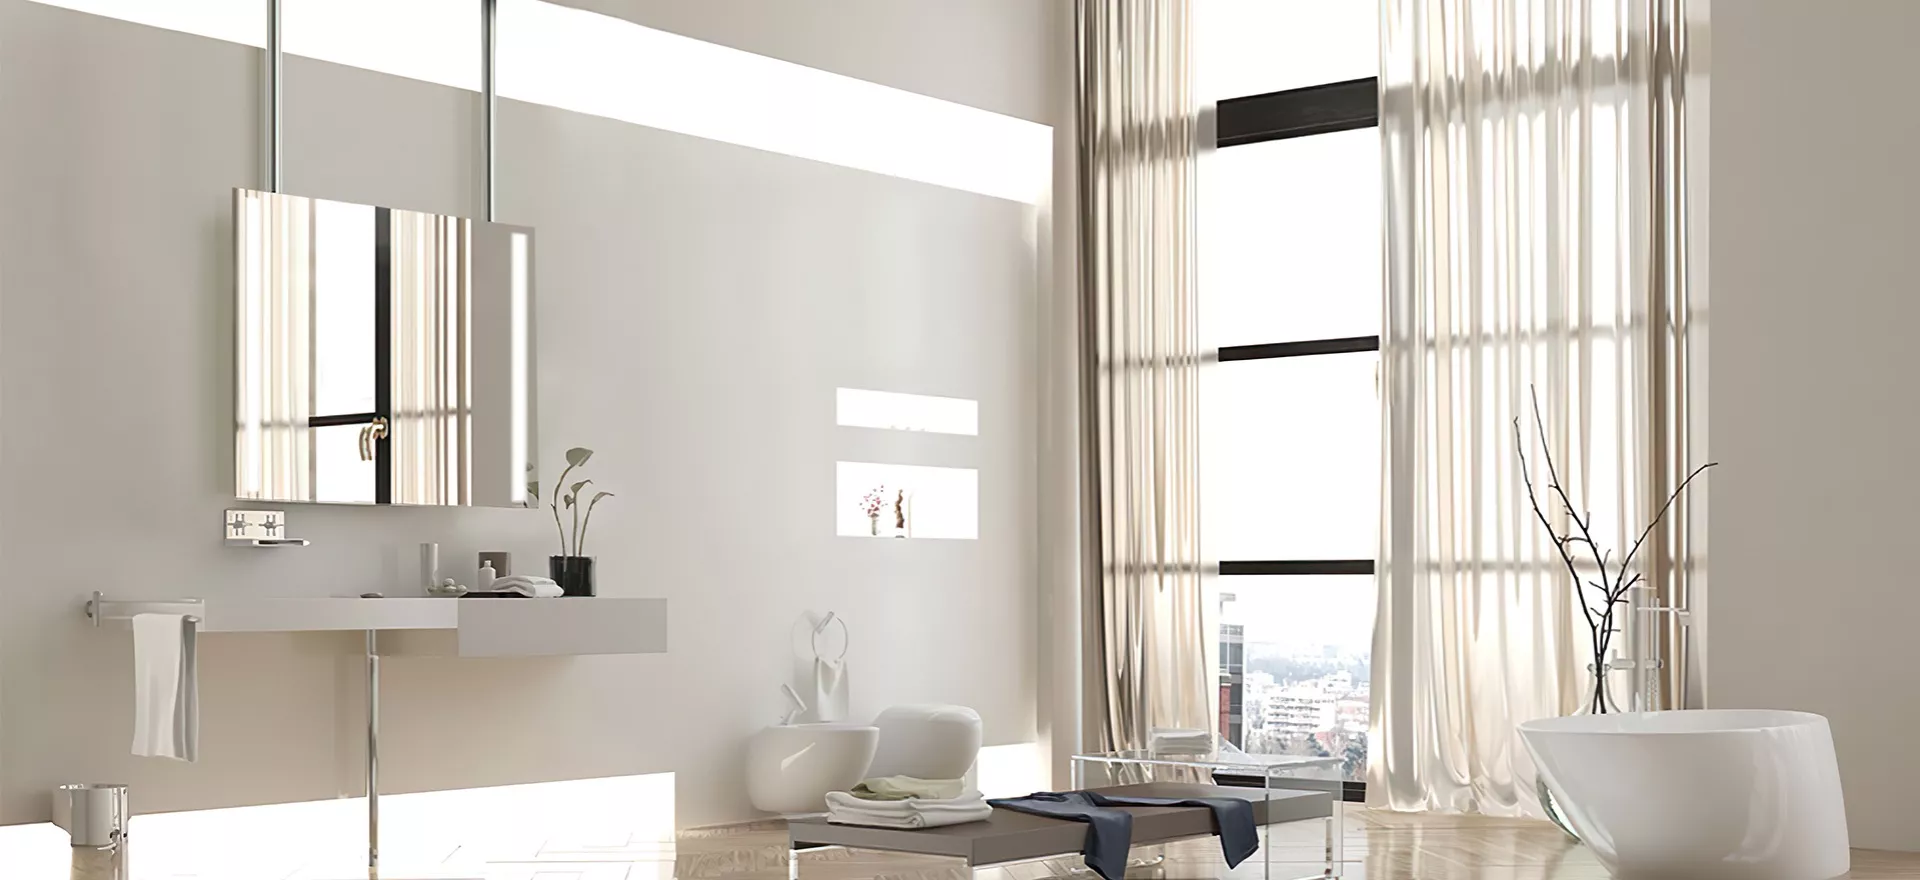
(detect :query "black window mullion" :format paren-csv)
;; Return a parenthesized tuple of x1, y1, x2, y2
(1219, 560, 1374, 577)
(373, 206, 393, 505)
(1217, 77, 1379, 148)
(1217, 335, 1379, 362)
(307, 412, 379, 428)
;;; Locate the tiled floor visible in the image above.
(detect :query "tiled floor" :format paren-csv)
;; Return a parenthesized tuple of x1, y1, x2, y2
(449, 806, 1920, 879)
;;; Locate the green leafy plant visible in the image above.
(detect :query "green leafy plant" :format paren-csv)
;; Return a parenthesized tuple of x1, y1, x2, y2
(548, 447, 614, 556)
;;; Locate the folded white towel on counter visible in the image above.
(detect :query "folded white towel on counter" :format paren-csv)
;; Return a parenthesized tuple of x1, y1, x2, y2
(1148, 726, 1215, 754)
(131, 613, 198, 762)
(825, 790, 992, 829)
(851, 776, 966, 801)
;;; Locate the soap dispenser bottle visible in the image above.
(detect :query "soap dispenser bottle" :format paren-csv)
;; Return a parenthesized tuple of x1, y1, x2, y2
(477, 560, 497, 592)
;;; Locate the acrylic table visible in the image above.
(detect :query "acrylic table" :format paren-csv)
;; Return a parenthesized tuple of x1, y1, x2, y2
(1072, 748, 1347, 878)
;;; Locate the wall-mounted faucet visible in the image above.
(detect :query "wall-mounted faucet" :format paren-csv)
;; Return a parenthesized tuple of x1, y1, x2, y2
(223, 509, 308, 547)
(779, 684, 808, 726)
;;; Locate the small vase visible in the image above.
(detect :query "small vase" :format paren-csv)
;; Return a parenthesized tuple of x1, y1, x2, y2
(868, 515, 879, 537)
(1576, 660, 1624, 716)
(549, 555, 595, 597)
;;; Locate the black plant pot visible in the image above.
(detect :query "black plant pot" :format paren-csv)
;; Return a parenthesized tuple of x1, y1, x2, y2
(549, 555, 596, 597)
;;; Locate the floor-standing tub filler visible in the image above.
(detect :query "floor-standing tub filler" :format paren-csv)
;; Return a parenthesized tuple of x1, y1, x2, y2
(1520, 709, 1850, 880)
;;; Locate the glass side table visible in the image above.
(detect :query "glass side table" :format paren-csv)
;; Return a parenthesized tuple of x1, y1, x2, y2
(1072, 748, 1346, 878)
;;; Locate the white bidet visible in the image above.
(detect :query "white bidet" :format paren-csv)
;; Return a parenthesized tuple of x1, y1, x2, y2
(746, 722, 879, 815)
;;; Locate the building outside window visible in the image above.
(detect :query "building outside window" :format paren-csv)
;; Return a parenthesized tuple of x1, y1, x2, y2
(1197, 1, 1381, 787)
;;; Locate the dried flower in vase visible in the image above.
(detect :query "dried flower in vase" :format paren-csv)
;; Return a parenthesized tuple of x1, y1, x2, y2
(858, 486, 888, 519)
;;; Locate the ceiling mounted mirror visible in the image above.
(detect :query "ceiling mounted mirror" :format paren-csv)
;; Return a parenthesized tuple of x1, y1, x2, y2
(235, 188, 536, 507)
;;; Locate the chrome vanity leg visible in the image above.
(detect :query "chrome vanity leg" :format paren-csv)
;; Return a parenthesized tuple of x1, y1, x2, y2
(367, 629, 380, 871)
(1326, 798, 1344, 877)
(1264, 772, 1272, 880)
(788, 846, 800, 880)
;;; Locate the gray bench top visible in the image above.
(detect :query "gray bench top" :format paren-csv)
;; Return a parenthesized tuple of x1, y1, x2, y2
(788, 782, 1333, 867)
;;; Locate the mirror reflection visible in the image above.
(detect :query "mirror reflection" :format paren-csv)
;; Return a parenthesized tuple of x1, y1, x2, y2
(235, 189, 536, 507)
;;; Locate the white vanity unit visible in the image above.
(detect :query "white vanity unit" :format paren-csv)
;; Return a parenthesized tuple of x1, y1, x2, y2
(87, 594, 668, 656)
(86, 592, 668, 874)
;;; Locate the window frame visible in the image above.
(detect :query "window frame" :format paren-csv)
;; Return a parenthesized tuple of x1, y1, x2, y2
(1210, 76, 1380, 804)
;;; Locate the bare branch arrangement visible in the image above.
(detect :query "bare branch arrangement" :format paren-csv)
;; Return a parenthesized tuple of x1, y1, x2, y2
(1514, 388, 1714, 714)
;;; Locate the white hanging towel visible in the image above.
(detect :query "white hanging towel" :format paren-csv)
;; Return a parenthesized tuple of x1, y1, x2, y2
(813, 657, 849, 723)
(131, 613, 198, 761)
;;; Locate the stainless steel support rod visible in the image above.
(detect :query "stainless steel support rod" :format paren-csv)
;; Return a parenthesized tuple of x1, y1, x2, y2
(366, 629, 380, 870)
(482, 0, 498, 222)
(267, 0, 282, 192)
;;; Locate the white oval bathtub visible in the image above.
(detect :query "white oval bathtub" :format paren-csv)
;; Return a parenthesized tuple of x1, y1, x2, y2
(1519, 709, 1849, 880)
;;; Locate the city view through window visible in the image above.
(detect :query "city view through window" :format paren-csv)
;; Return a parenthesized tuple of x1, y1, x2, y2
(1218, 580, 1373, 781)
(1198, 0, 1381, 786)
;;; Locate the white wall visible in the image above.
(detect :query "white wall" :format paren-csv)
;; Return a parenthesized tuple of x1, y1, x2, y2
(0, 0, 1056, 827)
(1706, 0, 1920, 852)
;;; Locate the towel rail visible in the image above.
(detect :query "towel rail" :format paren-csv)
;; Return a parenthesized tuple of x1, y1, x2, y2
(86, 591, 204, 627)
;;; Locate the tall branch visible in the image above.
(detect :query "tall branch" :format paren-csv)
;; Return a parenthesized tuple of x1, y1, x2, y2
(1514, 385, 1715, 715)
(1515, 416, 1601, 637)
(1529, 389, 1615, 613)
(1615, 461, 1719, 592)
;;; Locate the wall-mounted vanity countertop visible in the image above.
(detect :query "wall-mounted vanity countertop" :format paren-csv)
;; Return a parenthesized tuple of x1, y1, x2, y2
(96, 597, 668, 658)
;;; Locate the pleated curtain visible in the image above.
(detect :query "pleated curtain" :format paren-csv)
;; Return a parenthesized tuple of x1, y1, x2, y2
(1371, 0, 1693, 815)
(1074, 0, 1214, 753)
(390, 210, 472, 506)
(235, 189, 313, 502)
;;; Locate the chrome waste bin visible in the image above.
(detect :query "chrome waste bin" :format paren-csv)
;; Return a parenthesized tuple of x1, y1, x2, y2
(54, 783, 129, 880)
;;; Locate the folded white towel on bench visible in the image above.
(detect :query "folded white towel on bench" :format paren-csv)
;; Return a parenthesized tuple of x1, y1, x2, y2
(850, 775, 966, 801)
(825, 790, 993, 829)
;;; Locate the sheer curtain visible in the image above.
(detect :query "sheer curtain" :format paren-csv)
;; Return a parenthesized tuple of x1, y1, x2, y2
(235, 189, 313, 502)
(1371, 0, 1692, 815)
(390, 210, 471, 506)
(1074, 0, 1214, 752)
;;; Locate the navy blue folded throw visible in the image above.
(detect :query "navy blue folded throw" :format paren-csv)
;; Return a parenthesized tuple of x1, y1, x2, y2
(986, 790, 1258, 880)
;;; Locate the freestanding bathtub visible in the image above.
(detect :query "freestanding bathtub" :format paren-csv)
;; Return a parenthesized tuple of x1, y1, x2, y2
(1519, 709, 1850, 880)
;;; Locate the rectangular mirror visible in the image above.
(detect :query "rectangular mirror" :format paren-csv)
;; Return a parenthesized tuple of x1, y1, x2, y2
(235, 189, 536, 507)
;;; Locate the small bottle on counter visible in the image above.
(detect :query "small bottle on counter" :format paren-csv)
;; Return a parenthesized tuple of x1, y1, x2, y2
(476, 560, 496, 592)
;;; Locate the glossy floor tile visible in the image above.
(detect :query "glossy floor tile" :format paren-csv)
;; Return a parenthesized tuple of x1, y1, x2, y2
(20, 805, 1920, 878)
(665, 806, 1920, 880)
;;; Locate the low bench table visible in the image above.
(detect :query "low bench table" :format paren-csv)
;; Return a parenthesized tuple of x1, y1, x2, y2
(788, 782, 1336, 879)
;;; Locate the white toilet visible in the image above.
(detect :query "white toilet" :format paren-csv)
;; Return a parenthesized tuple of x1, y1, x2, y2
(867, 704, 984, 780)
(745, 722, 879, 815)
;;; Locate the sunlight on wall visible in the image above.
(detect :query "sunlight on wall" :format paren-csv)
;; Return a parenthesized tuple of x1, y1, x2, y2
(497, 0, 1049, 203)
(0, 773, 673, 877)
(974, 742, 1045, 798)
(287, 0, 479, 91)
(24, 0, 264, 46)
(26, 0, 1050, 203)
(836, 387, 979, 436)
